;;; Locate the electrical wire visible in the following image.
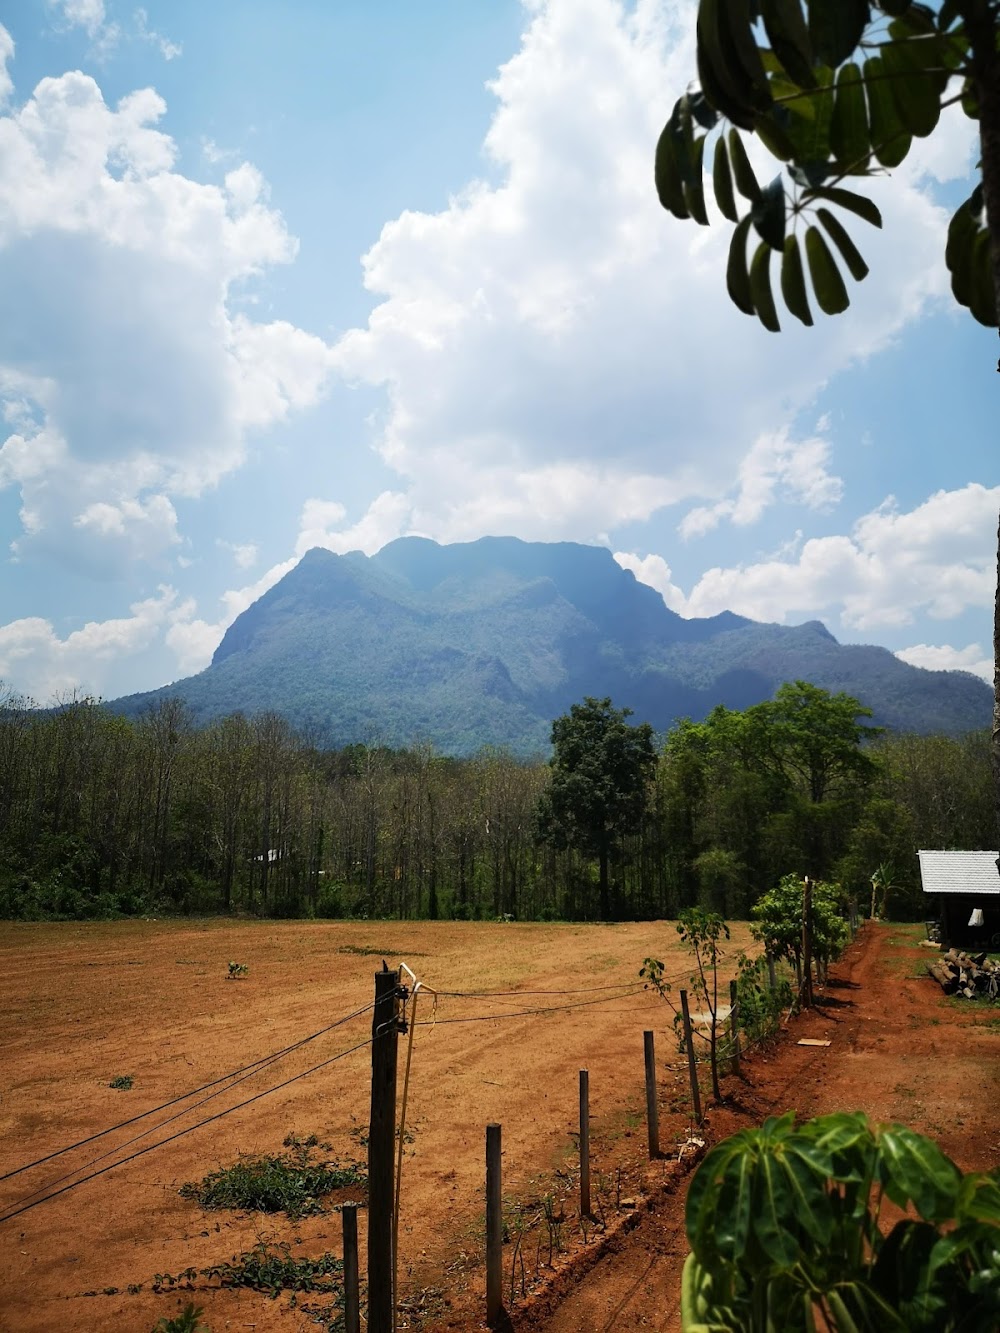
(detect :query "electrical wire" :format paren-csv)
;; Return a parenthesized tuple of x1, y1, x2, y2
(0, 997, 377, 1186)
(417, 987, 650, 1024)
(434, 981, 653, 997)
(0, 1033, 375, 1227)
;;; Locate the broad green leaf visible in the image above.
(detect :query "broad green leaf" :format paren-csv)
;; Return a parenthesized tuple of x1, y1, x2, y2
(715, 1142, 757, 1257)
(728, 127, 761, 201)
(877, 1124, 961, 1222)
(754, 1148, 799, 1264)
(882, 39, 941, 138)
(809, 0, 870, 69)
(808, 186, 882, 229)
(761, 0, 816, 89)
(864, 56, 912, 167)
(654, 118, 689, 219)
(752, 175, 786, 251)
(684, 136, 710, 225)
(755, 109, 797, 162)
(816, 208, 869, 282)
(688, 89, 718, 130)
(712, 136, 739, 222)
(696, 0, 759, 129)
(784, 63, 836, 163)
(781, 235, 813, 326)
(956, 1171, 1000, 1225)
(829, 63, 870, 171)
(719, 0, 774, 111)
(805, 225, 850, 314)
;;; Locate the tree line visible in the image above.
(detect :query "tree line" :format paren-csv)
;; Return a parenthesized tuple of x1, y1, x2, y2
(0, 681, 993, 923)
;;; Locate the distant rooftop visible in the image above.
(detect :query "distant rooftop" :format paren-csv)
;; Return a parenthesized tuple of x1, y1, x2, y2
(918, 850, 1000, 896)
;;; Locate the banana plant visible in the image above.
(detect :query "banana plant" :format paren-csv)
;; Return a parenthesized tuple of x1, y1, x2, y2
(681, 1111, 1000, 1331)
(655, 1, 1000, 335)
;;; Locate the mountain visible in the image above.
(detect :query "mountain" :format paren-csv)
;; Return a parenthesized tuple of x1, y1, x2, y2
(111, 537, 992, 755)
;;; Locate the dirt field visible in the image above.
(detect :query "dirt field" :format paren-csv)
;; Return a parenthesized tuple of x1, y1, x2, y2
(2, 920, 997, 1333)
(0, 917, 752, 1333)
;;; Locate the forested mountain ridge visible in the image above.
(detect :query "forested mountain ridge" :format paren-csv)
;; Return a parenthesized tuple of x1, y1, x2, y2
(111, 537, 991, 752)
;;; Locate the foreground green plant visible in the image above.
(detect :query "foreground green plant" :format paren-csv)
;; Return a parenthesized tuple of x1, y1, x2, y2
(681, 1111, 1000, 1332)
(179, 1135, 364, 1219)
(152, 1302, 209, 1333)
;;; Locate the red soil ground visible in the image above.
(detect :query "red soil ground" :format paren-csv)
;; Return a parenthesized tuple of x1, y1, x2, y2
(0, 920, 995, 1332)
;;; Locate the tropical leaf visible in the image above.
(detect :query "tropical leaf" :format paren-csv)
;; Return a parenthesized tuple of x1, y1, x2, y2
(712, 135, 739, 222)
(829, 62, 870, 170)
(864, 55, 912, 167)
(752, 175, 786, 250)
(728, 127, 761, 201)
(761, 0, 816, 89)
(781, 234, 813, 325)
(805, 225, 850, 314)
(817, 208, 869, 281)
(809, 0, 870, 69)
(882, 39, 941, 138)
(807, 186, 882, 229)
(877, 1124, 961, 1222)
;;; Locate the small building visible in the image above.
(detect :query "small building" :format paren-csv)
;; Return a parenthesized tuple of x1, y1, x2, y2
(918, 850, 1000, 950)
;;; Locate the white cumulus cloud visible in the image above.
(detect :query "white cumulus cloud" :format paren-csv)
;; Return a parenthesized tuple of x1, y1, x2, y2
(895, 643, 993, 684)
(332, 0, 968, 546)
(0, 60, 335, 570)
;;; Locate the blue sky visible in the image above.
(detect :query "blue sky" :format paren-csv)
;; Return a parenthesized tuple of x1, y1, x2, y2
(0, 0, 995, 704)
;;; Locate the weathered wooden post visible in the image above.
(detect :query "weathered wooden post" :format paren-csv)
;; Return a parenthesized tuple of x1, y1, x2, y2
(729, 978, 741, 1075)
(766, 950, 777, 991)
(486, 1123, 502, 1327)
(579, 1069, 591, 1217)
(679, 989, 702, 1123)
(342, 1204, 360, 1333)
(368, 967, 400, 1333)
(643, 1031, 659, 1158)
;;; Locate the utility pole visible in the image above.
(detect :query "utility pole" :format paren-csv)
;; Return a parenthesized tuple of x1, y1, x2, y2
(368, 966, 400, 1333)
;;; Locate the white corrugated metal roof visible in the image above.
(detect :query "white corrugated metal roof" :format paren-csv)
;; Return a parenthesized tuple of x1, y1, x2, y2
(918, 850, 1000, 896)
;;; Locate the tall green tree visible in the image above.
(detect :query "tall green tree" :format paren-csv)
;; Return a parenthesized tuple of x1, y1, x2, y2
(655, 0, 1000, 862)
(536, 696, 657, 919)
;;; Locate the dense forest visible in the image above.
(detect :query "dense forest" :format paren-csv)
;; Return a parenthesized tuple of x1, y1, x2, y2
(0, 681, 994, 924)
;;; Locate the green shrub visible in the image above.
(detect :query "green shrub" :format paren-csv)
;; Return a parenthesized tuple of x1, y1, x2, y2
(179, 1136, 364, 1219)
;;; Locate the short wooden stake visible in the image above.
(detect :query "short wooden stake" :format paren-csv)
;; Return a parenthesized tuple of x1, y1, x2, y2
(486, 1123, 502, 1327)
(342, 1204, 360, 1333)
(679, 989, 702, 1123)
(643, 1031, 659, 1159)
(729, 978, 740, 1075)
(579, 1069, 591, 1217)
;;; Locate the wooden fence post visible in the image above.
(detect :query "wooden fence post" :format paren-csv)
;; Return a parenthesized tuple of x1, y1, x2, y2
(729, 978, 741, 1075)
(766, 951, 777, 992)
(579, 1069, 591, 1217)
(368, 967, 400, 1333)
(486, 1123, 502, 1328)
(643, 1031, 659, 1159)
(679, 989, 703, 1123)
(342, 1204, 360, 1333)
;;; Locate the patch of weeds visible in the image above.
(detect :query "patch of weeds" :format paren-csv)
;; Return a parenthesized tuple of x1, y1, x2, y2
(179, 1135, 364, 1219)
(154, 1242, 344, 1305)
(336, 944, 424, 958)
(153, 1303, 210, 1333)
(226, 960, 249, 979)
(109, 1074, 134, 1090)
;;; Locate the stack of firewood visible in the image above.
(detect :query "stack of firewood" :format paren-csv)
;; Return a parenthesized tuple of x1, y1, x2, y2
(926, 948, 1000, 1000)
